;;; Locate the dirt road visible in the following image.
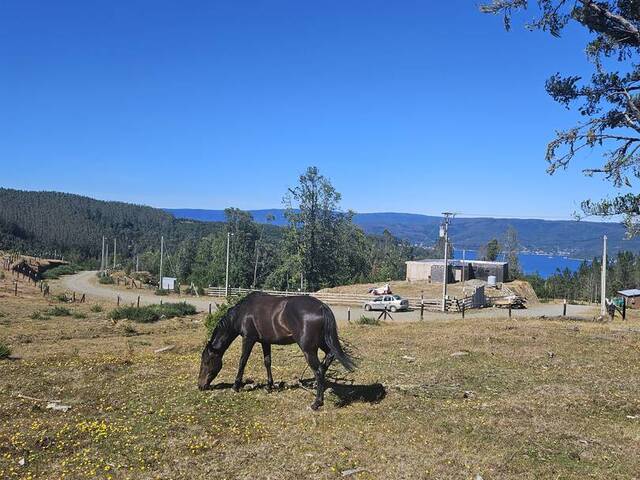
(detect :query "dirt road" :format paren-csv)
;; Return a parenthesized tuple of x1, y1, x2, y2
(57, 271, 597, 322)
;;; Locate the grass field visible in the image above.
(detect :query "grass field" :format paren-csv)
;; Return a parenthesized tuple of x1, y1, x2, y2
(1, 275, 639, 479)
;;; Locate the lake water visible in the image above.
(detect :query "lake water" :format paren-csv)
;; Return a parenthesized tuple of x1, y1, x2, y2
(451, 249, 587, 278)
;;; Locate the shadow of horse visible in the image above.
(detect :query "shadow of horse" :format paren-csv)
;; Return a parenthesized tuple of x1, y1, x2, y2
(211, 378, 386, 408)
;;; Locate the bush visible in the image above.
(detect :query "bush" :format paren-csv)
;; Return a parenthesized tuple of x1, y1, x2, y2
(46, 306, 72, 317)
(108, 302, 197, 323)
(0, 342, 11, 360)
(72, 312, 87, 319)
(30, 311, 50, 320)
(42, 264, 78, 280)
(90, 304, 103, 313)
(54, 293, 70, 302)
(355, 315, 380, 326)
(155, 289, 169, 296)
(98, 276, 115, 285)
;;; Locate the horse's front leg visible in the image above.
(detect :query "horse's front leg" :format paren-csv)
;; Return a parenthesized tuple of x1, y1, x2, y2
(233, 337, 255, 392)
(303, 349, 324, 410)
(261, 343, 274, 392)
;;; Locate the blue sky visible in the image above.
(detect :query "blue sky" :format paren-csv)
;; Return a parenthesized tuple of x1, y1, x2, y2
(0, 0, 626, 219)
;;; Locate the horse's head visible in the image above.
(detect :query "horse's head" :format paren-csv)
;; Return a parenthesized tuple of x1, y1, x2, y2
(198, 341, 223, 390)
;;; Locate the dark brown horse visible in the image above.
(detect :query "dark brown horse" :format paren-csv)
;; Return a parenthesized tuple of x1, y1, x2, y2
(198, 292, 356, 410)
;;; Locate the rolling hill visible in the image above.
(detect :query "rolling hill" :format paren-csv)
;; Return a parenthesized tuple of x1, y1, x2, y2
(166, 208, 640, 258)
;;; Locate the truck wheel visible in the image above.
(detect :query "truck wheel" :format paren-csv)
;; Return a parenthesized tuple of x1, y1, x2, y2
(389, 306, 397, 312)
(364, 304, 372, 311)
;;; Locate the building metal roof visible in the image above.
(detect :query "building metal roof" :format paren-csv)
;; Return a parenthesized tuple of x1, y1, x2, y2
(617, 289, 640, 297)
(406, 259, 508, 266)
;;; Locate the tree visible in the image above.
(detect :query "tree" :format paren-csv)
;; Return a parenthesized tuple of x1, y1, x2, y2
(503, 226, 522, 279)
(283, 166, 346, 290)
(481, 1, 640, 233)
(482, 238, 501, 261)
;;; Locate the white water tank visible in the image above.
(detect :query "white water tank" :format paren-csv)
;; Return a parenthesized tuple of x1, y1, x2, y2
(487, 275, 497, 287)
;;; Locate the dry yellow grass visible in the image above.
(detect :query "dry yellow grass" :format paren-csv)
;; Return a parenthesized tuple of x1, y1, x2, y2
(1, 274, 639, 479)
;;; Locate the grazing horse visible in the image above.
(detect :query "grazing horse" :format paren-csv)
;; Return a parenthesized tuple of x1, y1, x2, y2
(198, 292, 356, 410)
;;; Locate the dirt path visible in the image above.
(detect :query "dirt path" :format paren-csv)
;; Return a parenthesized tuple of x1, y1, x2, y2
(56, 271, 216, 311)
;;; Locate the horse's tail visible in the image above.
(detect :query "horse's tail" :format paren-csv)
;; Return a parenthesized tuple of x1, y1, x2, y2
(322, 305, 357, 372)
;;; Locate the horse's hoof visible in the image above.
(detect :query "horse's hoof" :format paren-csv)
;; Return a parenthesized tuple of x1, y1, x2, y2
(265, 384, 273, 393)
(310, 401, 323, 411)
(232, 382, 242, 392)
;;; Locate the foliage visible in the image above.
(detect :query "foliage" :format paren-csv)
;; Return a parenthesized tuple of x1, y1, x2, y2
(355, 315, 380, 326)
(42, 264, 79, 280)
(0, 342, 10, 359)
(481, 238, 501, 261)
(90, 304, 103, 313)
(72, 312, 87, 319)
(46, 306, 72, 316)
(98, 276, 115, 285)
(503, 226, 522, 279)
(154, 289, 169, 296)
(481, 1, 640, 233)
(29, 311, 49, 320)
(525, 249, 640, 301)
(108, 303, 197, 323)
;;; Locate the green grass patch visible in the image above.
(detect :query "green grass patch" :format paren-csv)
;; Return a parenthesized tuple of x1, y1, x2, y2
(29, 311, 50, 320)
(154, 289, 169, 296)
(0, 342, 11, 359)
(98, 275, 115, 285)
(90, 304, 103, 313)
(108, 303, 197, 323)
(72, 312, 87, 319)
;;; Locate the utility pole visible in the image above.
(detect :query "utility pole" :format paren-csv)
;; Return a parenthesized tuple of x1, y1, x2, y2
(300, 272, 304, 292)
(601, 235, 607, 316)
(100, 236, 105, 275)
(159, 236, 164, 291)
(225, 232, 233, 297)
(113, 238, 117, 269)
(105, 244, 109, 272)
(136, 255, 139, 272)
(441, 212, 454, 312)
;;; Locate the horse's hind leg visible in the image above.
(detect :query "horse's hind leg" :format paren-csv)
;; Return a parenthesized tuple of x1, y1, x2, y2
(261, 343, 274, 391)
(233, 337, 256, 392)
(303, 349, 325, 410)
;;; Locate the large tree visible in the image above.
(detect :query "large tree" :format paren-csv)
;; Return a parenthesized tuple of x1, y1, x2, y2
(481, 1, 640, 233)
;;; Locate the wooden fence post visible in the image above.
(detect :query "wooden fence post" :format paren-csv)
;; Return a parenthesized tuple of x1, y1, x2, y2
(137, 296, 140, 308)
(462, 303, 465, 319)
(562, 299, 567, 316)
(209, 303, 212, 315)
(117, 296, 120, 306)
(508, 303, 512, 319)
(14, 282, 18, 296)
(348, 306, 351, 323)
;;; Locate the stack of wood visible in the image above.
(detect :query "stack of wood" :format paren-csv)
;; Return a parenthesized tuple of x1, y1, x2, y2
(492, 295, 527, 309)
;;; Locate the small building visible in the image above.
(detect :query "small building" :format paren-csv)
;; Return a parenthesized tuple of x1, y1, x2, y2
(617, 289, 640, 309)
(406, 259, 508, 283)
(161, 277, 177, 291)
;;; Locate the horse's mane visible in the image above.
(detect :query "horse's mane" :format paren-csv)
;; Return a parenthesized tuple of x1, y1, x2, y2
(208, 292, 268, 343)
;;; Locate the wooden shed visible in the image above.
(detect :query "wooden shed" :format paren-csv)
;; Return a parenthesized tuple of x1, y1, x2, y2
(617, 289, 640, 309)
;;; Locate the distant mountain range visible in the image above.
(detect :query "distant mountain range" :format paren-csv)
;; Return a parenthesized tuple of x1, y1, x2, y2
(165, 208, 640, 258)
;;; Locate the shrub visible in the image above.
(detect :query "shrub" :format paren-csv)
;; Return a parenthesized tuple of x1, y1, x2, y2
(46, 306, 72, 317)
(355, 315, 380, 326)
(30, 311, 50, 320)
(0, 342, 11, 359)
(108, 302, 197, 323)
(155, 289, 169, 296)
(72, 312, 87, 319)
(98, 276, 115, 285)
(0, 271, 5, 280)
(90, 304, 103, 313)
(42, 264, 78, 280)
(122, 323, 138, 336)
(54, 293, 70, 302)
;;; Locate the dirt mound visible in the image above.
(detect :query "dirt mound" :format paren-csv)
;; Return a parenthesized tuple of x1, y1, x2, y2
(504, 280, 539, 304)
